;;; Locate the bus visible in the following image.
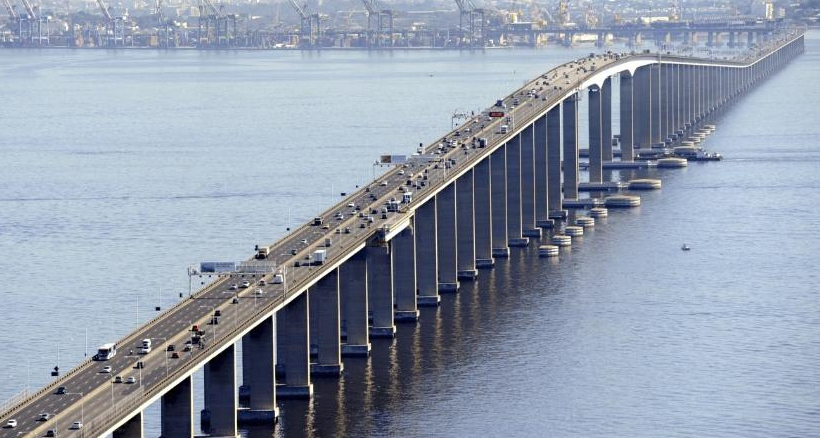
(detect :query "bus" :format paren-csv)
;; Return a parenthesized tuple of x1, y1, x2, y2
(94, 343, 117, 361)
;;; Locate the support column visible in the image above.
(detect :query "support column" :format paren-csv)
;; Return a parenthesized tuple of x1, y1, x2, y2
(456, 170, 478, 278)
(562, 94, 579, 201)
(436, 182, 459, 291)
(242, 316, 278, 423)
(341, 251, 372, 352)
(520, 124, 539, 238)
(393, 225, 419, 320)
(633, 65, 651, 149)
(547, 106, 564, 217)
(161, 376, 193, 438)
(203, 344, 237, 437)
(650, 64, 661, 146)
(367, 244, 396, 336)
(534, 115, 552, 228)
(415, 199, 441, 305)
(506, 135, 528, 246)
(312, 269, 344, 373)
(278, 292, 312, 398)
(620, 72, 635, 160)
(601, 77, 613, 162)
(113, 412, 143, 438)
(490, 145, 509, 257)
(588, 86, 603, 183)
(473, 158, 494, 268)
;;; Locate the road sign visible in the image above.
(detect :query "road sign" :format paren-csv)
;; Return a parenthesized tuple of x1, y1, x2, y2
(489, 111, 505, 118)
(200, 262, 236, 273)
(379, 155, 407, 164)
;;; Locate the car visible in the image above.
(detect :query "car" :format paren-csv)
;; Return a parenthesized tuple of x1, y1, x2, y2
(229, 284, 238, 291)
(359, 223, 366, 228)
(70, 421, 83, 430)
(45, 429, 57, 437)
(398, 170, 405, 175)
(183, 344, 192, 352)
(344, 227, 351, 234)
(334, 229, 341, 234)
(37, 413, 51, 421)
(322, 224, 330, 230)
(101, 366, 112, 373)
(55, 386, 66, 395)
(300, 238, 307, 244)
(114, 376, 123, 383)
(125, 377, 136, 384)
(231, 297, 239, 304)
(4, 419, 17, 428)
(171, 352, 180, 359)
(380, 181, 388, 186)
(166, 344, 175, 352)
(241, 280, 251, 288)
(290, 248, 297, 255)
(347, 202, 355, 208)
(254, 288, 264, 295)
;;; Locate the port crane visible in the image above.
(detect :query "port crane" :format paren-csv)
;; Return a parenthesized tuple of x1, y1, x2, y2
(454, 0, 485, 47)
(287, 0, 320, 47)
(18, 0, 50, 45)
(2, 0, 19, 43)
(361, 0, 393, 48)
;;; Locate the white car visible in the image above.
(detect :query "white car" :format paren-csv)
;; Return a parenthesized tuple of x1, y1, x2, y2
(126, 377, 136, 384)
(5, 419, 17, 428)
(380, 181, 388, 186)
(241, 280, 251, 288)
(71, 421, 83, 430)
(229, 284, 238, 290)
(101, 366, 112, 373)
(254, 288, 265, 295)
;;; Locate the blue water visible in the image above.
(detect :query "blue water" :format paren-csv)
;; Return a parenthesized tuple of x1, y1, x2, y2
(1, 32, 819, 437)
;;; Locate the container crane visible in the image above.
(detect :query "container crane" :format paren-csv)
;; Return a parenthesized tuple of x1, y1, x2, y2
(454, 0, 484, 47)
(361, 0, 392, 48)
(287, 0, 318, 47)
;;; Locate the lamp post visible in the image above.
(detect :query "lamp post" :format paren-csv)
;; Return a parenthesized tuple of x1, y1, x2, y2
(66, 392, 85, 436)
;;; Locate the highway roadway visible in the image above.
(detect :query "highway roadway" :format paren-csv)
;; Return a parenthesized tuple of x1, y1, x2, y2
(0, 31, 798, 437)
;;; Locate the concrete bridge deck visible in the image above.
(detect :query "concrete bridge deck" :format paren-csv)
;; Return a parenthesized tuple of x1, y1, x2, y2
(0, 27, 805, 438)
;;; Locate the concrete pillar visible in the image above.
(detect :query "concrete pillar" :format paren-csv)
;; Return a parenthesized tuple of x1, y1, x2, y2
(650, 64, 661, 145)
(473, 158, 494, 268)
(633, 66, 651, 149)
(203, 344, 237, 436)
(367, 244, 396, 335)
(415, 198, 441, 305)
(161, 376, 193, 438)
(341, 251, 372, 352)
(562, 94, 579, 200)
(601, 77, 613, 162)
(506, 136, 528, 246)
(312, 268, 343, 373)
(520, 124, 540, 238)
(490, 145, 509, 257)
(278, 291, 312, 398)
(620, 72, 634, 160)
(113, 412, 143, 438)
(546, 105, 563, 216)
(588, 86, 602, 183)
(436, 182, 459, 291)
(393, 224, 419, 320)
(243, 316, 278, 422)
(534, 115, 551, 228)
(456, 170, 478, 278)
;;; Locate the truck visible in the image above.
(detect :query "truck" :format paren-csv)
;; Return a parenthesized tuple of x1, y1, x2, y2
(402, 192, 413, 204)
(478, 137, 488, 148)
(256, 245, 270, 259)
(313, 249, 327, 265)
(313, 217, 323, 226)
(386, 199, 400, 212)
(500, 125, 509, 134)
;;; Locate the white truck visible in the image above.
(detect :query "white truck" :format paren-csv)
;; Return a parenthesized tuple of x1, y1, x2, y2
(313, 249, 327, 265)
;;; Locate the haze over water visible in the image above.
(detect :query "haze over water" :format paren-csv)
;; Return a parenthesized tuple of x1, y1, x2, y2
(1, 31, 819, 437)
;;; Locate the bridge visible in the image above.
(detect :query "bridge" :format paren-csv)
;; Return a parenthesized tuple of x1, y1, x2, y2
(0, 27, 805, 438)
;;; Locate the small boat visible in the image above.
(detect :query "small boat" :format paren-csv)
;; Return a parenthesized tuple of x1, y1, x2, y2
(681, 244, 691, 251)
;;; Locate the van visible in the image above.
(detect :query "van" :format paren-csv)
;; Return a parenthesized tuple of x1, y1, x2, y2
(140, 339, 152, 354)
(500, 125, 509, 134)
(313, 217, 323, 226)
(256, 246, 269, 260)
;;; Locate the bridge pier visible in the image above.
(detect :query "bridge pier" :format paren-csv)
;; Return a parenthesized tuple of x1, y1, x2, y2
(436, 182, 460, 291)
(473, 158, 494, 268)
(277, 291, 312, 398)
(393, 225, 420, 321)
(456, 170, 479, 278)
(506, 134, 528, 246)
(113, 412, 143, 438)
(619, 71, 634, 161)
(415, 198, 441, 305)
(160, 376, 193, 438)
(367, 244, 397, 336)
(562, 94, 579, 202)
(341, 251, 372, 352)
(546, 106, 563, 218)
(588, 86, 602, 183)
(649, 64, 662, 146)
(490, 145, 509, 256)
(312, 268, 344, 373)
(202, 344, 238, 437)
(520, 124, 540, 238)
(601, 78, 613, 162)
(533, 115, 552, 228)
(240, 316, 279, 424)
(632, 65, 651, 149)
